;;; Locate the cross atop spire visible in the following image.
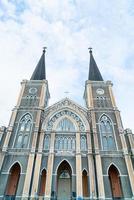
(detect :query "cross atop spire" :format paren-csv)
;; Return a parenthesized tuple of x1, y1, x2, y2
(30, 47, 47, 80)
(88, 47, 103, 81)
(43, 47, 47, 53)
(88, 47, 92, 54)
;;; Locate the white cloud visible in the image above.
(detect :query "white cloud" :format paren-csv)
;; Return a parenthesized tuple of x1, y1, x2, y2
(0, 0, 134, 132)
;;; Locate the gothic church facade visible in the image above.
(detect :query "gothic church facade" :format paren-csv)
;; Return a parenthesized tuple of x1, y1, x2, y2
(0, 48, 134, 200)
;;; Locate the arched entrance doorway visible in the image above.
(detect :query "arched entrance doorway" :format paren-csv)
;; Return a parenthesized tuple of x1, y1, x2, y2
(5, 163, 21, 197)
(57, 160, 72, 200)
(108, 165, 122, 198)
(82, 170, 89, 197)
(38, 168, 47, 196)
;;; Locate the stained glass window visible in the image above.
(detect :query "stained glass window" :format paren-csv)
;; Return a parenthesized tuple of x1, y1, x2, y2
(56, 118, 75, 131)
(59, 170, 70, 179)
(15, 114, 32, 148)
(81, 136, 87, 151)
(54, 117, 76, 152)
(44, 135, 50, 150)
(100, 115, 116, 150)
(68, 137, 71, 150)
(55, 136, 76, 151)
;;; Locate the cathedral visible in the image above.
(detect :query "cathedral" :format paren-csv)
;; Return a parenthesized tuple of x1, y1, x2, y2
(0, 48, 134, 200)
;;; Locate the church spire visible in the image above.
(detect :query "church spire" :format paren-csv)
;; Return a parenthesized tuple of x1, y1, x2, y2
(30, 47, 47, 80)
(88, 48, 103, 81)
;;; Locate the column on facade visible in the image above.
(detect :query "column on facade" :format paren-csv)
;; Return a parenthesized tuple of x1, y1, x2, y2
(31, 129, 45, 197)
(22, 110, 42, 198)
(85, 83, 105, 199)
(127, 133, 134, 156)
(0, 153, 4, 171)
(2, 80, 26, 151)
(0, 110, 18, 172)
(86, 82, 94, 108)
(86, 131, 96, 198)
(1, 81, 26, 170)
(22, 82, 48, 199)
(76, 131, 83, 198)
(51, 173, 57, 198)
(22, 154, 35, 198)
(39, 81, 47, 107)
(89, 82, 105, 198)
(72, 174, 76, 197)
(108, 83, 117, 108)
(45, 132, 55, 200)
(91, 111, 105, 199)
(2, 110, 17, 152)
(115, 111, 123, 132)
(0, 127, 5, 170)
(120, 134, 134, 197)
(16, 80, 26, 107)
(0, 128, 12, 170)
(115, 109, 134, 197)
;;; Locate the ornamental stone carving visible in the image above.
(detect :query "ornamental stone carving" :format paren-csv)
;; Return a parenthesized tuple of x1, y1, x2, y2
(46, 110, 85, 131)
(44, 98, 89, 120)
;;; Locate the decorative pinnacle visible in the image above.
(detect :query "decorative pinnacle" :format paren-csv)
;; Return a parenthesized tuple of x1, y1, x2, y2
(43, 47, 47, 53)
(88, 47, 92, 54)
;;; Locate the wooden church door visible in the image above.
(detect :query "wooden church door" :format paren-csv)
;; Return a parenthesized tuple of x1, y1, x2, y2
(109, 165, 122, 198)
(6, 163, 21, 196)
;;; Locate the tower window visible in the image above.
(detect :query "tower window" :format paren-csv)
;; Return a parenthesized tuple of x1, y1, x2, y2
(96, 97, 100, 107)
(26, 95, 38, 106)
(99, 115, 116, 150)
(15, 114, 32, 149)
(96, 96, 108, 107)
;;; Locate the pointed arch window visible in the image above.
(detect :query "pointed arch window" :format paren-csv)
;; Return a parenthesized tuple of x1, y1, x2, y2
(54, 117, 77, 152)
(15, 114, 32, 148)
(22, 135, 28, 148)
(56, 118, 75, 132)
(68, 137, 71, 150)
(25, 120, 31, 131)
(59, 137, 63, 150)
(55, 136, 76, 151)
(96, 96, 108, 107)
(99, 115, 116, 150)
(81, 136, 87, 151)
(64, 137, 68, 150)
(72, 137, 75, 150)
(55, 137, 59, 150)
(44, 135, 50, 150)
(103, 136, 108, 150)
(16, 134, 23, 148)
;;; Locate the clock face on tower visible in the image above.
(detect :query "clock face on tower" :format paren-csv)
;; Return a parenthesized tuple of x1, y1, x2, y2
(96, 88, 104, 95)
(29, 88, 37, 94)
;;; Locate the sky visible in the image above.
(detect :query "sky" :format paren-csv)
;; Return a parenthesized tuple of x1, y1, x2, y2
(0, 0, 134, 132)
